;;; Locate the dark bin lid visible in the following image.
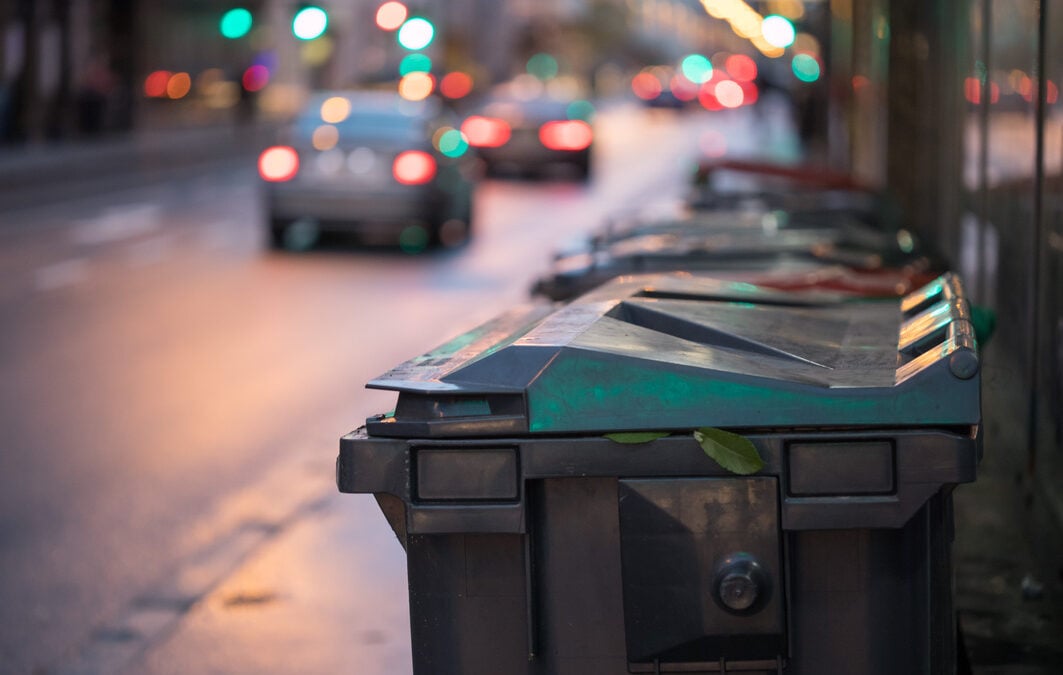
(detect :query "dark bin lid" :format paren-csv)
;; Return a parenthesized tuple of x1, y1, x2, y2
(531, 206, 934, 302)
(366, 273, 980, 438)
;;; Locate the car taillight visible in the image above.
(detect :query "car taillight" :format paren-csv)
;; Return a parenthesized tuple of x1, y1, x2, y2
(393, 150, 437, 185)
(460, 116, 511, 148)
(538, 120, 593, 151)
(258, 146, 299, 182)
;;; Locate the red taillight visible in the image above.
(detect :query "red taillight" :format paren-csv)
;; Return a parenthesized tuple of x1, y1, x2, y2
(258, 146, 299, 182)
(538, 120, 593, 152)
(393, 150, 436, 185)
(461, 116, 511, 148)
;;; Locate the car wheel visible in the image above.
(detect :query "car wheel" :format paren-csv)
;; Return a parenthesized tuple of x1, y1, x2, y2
(574, 160, 591, 182)
(268, 218, 289, 249)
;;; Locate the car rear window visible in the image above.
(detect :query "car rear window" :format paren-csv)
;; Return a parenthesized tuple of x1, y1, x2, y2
(294, 98, 433, 143)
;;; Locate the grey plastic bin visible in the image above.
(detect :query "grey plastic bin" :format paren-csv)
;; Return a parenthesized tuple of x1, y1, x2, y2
(338, 272, 981, 674)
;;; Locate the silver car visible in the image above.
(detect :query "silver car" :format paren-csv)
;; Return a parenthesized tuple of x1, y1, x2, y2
(259, 91, 477, 250)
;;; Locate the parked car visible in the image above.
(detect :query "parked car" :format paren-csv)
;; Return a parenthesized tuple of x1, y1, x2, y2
(259, 90, 477, 250)
(461, 91, 594, 180)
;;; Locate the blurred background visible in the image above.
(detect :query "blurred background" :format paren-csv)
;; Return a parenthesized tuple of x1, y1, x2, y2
(0, 0, 1061, 673)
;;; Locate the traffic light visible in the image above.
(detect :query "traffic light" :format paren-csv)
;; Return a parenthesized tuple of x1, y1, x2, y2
(292, 6, 328, 40)
(220, 8, 253, 39)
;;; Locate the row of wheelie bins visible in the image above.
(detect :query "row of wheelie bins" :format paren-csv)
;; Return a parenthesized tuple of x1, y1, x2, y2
(337, 160, 982, 674)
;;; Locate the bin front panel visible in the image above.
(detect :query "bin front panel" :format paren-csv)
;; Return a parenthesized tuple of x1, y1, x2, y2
(618, 477, 784, 666)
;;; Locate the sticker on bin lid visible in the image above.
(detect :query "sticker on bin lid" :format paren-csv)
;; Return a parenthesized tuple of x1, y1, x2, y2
(366, 273, 980, 438)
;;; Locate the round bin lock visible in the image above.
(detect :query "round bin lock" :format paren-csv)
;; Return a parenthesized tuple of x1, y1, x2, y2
(713, 553, 771, 614)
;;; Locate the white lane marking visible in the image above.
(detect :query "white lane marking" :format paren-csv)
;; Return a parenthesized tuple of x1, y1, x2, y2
(34, 258, 89, 291)
(199, 218, 244, 251)
(125, 234, 175, 267)
(71, 203, 162, 245)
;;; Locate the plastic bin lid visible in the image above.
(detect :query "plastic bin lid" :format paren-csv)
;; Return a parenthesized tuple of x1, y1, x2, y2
(366, 273, 980, 438)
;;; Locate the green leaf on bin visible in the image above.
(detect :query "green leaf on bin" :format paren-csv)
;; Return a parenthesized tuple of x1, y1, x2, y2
(694, 427, 764, 475)
(605, 431, 670, 444)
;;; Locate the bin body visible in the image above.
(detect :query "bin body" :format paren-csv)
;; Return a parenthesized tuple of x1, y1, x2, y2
(339, 273, 979, 674)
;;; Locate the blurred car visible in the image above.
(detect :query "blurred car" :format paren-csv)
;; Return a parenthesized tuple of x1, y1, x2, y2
(460, 92, 593, 180)
(259, 90, 477, 249)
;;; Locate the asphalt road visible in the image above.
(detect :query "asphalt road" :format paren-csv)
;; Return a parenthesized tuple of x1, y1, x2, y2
(0, 102, 794, 674)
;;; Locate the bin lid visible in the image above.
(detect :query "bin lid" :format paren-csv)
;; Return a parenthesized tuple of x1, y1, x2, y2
(366, 273, 980, 437)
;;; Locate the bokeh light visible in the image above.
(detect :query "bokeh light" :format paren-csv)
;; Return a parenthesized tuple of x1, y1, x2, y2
(739, 80, 759, 105)
(761, 15, 796, 48)
(397, 17, 434, 50)
(699, 85, 723, 111)
(715, 80, 745, 108)
(347, 147, 376, 175)
(292, 6, 328, 40)
(440, 72, 473, 99)
(144, 70, 171, 98)
(398, 72, 435, 101)
(566, 100, 595, 121)
(670, 74, 698, 101)
(527, 53, 559, 80)
(166, 72, 192, 99)
(392, 150, 436, 185)
(315, 149, 344, 175)
(300, 36, 334, 66)
(375, 1, 407, 30)
(320, 96, 351, 124)
(220, 8, 253, 39)
(242, 64, 270, 91)
(258, 146, 299, 182)
(434, 128, 469, 157)
(791, 53, 821, 82)
(680, 54, 713, 84)
(399, 53, 432, 76)
(539, 120, 592, 151)
(725, 54, 757, 82)
(311, 124, 339, 151)
(461, 116, 510, 147)
(631, 72, 663, 100)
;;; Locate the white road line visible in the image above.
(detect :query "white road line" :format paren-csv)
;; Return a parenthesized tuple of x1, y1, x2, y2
(71, 203, 162, 245)
(34, 258, 89, 291)
(124, 234, 175, 267)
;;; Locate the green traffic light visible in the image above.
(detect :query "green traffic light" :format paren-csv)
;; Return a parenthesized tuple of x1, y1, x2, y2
(293, 6, 328, 40)
(220, 8, 253, 39)
(680, 54, 713, 84)
(526, 53, 559, 80)
(792, 53, 821, 82)
(399, 53, 432, 76)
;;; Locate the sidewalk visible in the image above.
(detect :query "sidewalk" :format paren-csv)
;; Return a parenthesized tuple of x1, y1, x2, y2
(105, 381, 1063, 674)
(0, 123, 276, 213)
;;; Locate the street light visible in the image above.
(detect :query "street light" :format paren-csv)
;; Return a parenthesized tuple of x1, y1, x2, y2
(292, 6, 328, 40)
(375, 2, 408, 30)
(761, 15, 796, 49)
(397, 17, 434, 50)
